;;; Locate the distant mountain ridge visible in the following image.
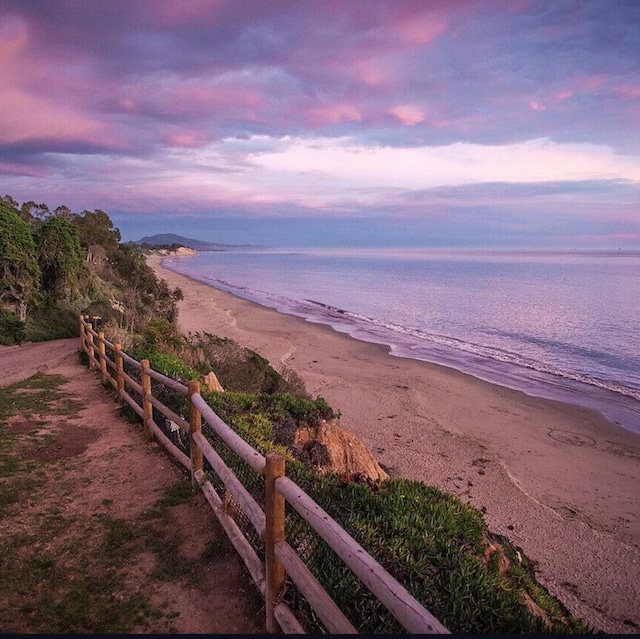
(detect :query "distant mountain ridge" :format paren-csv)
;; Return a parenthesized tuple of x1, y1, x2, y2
(132, 233, 234, 250)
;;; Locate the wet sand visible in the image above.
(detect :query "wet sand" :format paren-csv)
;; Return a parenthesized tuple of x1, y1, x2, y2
(150, 255, 640, 634)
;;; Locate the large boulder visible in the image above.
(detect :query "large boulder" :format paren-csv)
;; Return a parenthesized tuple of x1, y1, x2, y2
(293, 419, 388, 484)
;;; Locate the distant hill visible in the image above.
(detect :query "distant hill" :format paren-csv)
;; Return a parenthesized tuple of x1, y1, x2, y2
(132, 233, 231, 250)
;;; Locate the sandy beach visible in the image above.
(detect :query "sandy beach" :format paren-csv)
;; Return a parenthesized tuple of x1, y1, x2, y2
(149, 255, 640, 634)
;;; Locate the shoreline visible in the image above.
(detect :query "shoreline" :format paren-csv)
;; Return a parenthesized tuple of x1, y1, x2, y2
(162, 253, 640, 436)
(149, 255, 640, 634)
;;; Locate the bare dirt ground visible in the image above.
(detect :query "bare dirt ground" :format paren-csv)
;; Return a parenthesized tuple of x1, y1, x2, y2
(0, 339, 265, 634)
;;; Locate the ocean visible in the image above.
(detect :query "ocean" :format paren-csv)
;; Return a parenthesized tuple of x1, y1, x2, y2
(162, 247, 640, 434)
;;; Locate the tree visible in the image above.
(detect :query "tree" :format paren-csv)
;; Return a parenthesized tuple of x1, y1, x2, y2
(53, 204, 73, 219)
(35, 215, 89, 301)
(0, 194, 19, 212)
(72, 209, 121, 255)
(0, 202, 41, 321)
(108, 244, 182, 332)
(20, 200, 50, 226)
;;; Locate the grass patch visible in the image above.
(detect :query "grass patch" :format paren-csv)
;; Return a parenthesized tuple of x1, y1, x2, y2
(0, 374, 75, 498)
(0, 475, 41, 516)
(0, 480, 209, 632)
(138, 481, 200, 582)
(197, 387, 593, 634)
(0, 373, 187, 634)
(100, 516, 140, 558)
(0, 373, 81, 426)
(0, 452, 21, 478)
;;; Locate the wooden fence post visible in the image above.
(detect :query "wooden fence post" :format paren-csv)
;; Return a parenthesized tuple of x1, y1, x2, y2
(114, 343, 124, 403)
(141, 359, 153, 442)
(265, 452, 286, 634)
(78, 314, 85, 354)
(87, 322, 95, 370)
(188, 380, 203, 483)
(98, 332, 107, 385)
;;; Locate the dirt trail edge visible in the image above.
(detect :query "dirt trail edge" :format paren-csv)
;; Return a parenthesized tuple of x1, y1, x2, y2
(0, 342, 265, 634)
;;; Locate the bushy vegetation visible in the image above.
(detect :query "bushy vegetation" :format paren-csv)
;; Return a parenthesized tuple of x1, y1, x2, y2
(291, 476, 589, 634)
(130, 321, 307, 398)
(0, 195, 182, 345)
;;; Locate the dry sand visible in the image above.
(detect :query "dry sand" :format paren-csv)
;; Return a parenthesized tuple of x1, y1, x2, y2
(150, 255, 640, 634)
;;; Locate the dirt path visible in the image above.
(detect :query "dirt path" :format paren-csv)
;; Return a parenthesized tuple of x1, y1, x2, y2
(0, 341, 265, 634)
(0, 338, 80, 386)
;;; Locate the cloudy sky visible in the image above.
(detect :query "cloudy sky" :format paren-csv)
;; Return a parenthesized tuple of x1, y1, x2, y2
(1, 0, 639, 248)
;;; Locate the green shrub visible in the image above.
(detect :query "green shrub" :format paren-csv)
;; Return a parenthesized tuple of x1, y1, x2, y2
(0, 307, 25, 345)
(193, 382, 590, 634)
(142, 318, 182, 349)
(146, 352, 199, 381)
(277, 468, 590, 634)
(183, 331, 308, 397)
(25, 305, 80, 341)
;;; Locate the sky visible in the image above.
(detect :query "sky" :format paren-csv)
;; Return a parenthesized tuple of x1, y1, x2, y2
(1, 0, 639, 248)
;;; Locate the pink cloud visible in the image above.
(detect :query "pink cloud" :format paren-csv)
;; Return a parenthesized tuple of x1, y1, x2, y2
(0, 161, 49, 178)
(551, 75, 608, 102)
(528, 75, 612, 115)
(391, 13, 447, 46)
(614, 85, 640, 100)
(166, 130, 209, 148)
(0, 13, 29, 60)
(349, 59, 395, 87)
(0, 89, 113, 148)
(116, 80, 266, 120)
(303, 103, 363, 126)
(148, 0, 227, 26)
(390, 105, 425, 126)
(0, 10, 121, 151)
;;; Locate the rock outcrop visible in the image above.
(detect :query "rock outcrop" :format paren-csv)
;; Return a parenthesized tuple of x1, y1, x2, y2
(203, 371, 224, 392)
(293, 419, 388, 483)
(156, 246, 197, 256)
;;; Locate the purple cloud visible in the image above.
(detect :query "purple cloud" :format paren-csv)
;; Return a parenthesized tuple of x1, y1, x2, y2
(0, 0, 638, 247)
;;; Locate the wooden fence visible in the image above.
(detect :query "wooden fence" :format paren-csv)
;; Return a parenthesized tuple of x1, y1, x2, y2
(79, 315, 449, 635)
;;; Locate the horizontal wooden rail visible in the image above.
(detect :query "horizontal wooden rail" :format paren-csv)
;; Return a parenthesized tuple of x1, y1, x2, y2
(78, 315, 448, 635)
(151, 421, 191, 469)
(146, 367, 189, 395)
(274, 602, 306, 634)
(119, 349, 141, 369)
(194, 469, 266, 595)
(86, 325, 99, 338)
(275, 540, 357, 634)
(120, 389, 145, 419)
(146, 394, 190, 432)
(101, 335, 116, 350)
(122, 370, 143, 396)
(192, 430, 266, 538)
(276, 475, 448, 635)
(191, 392, 267, 475)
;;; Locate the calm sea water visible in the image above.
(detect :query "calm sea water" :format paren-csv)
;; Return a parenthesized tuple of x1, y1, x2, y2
(163, 248, 640, 434)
